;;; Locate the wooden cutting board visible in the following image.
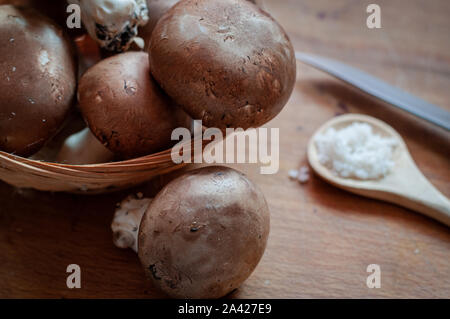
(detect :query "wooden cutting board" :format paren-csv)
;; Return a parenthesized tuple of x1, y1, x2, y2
(0, 0, 449, 298)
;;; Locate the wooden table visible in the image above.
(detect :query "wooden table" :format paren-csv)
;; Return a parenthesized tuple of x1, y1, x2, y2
(1, 0, 449, 298)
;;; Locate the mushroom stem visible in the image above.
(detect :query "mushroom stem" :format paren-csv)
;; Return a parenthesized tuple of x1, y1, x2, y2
(68, 0, 149, 52)
(56, 127, 114, 164)
(111, 194, 152, 253)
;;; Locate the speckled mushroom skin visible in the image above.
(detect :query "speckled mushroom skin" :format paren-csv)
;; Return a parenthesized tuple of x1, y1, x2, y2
(0, 0, 68, 27)
(138, 166, 270, 299)
(0, 0, 84, 37)
(0, 5, 77, 157)
(148, 0, 296, 130)
(140, 0, 180, 50)
(78, 51, 191, 158)
(140, 0, 259, 50)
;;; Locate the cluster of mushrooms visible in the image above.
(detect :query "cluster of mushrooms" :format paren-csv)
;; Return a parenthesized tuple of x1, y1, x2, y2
(0, 0, 296, 298)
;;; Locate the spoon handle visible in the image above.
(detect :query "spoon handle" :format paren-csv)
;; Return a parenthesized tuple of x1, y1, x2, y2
(397, 169, 450, 227)
(404, 192, 450, 227)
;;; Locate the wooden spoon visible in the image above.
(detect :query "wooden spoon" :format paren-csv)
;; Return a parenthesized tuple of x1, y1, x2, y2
(307, 114, 450, 227)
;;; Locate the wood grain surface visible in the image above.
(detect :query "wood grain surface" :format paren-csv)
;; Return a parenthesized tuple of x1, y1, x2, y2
(1, 0, 449, 298)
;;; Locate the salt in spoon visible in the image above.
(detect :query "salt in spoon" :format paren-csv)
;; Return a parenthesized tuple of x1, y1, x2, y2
(307, 114, 450, 227)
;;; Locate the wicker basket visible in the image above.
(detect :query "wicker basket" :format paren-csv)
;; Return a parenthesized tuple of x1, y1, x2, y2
(0, 30, 210, 194)
(0, 137, 206, 194)
(0, 0, 267, 194)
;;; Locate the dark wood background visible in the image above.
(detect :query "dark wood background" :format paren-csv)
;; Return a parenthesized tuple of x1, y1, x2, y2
(0, 0, 449, 298)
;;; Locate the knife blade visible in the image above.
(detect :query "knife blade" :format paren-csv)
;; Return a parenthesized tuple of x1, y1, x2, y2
(295, 52, 450, 131)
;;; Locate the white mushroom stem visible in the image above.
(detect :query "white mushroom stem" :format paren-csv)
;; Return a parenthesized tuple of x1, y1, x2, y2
(68, 0, 148, 52)
(111, 194, 152, 253)
(57, 127, 114, 164)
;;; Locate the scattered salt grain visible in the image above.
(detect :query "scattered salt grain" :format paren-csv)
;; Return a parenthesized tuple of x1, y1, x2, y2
(288, 169, 299, 179)
(298, 166, 310, 183)
(314, 122, 397, 180)
(288, 166, 310, 184)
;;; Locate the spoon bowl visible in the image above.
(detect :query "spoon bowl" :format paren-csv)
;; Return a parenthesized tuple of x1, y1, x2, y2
(307, 114, 450, 226)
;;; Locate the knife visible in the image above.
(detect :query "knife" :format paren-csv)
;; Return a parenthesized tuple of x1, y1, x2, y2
(295, 52, 450, 131)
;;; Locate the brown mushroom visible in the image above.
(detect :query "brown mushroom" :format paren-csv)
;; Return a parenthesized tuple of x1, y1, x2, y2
(139, 0, 180, 50)
(138, 166, 270, 299)
(0, 5, 77, 157)
(0, 0, 65, 24)
(148, 0, 296, 130)
(140, 0, 261, 50)
(0, 0, 85, 37)
(78, 51, 191, 158)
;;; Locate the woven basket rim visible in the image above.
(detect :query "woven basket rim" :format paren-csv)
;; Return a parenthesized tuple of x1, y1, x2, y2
(0, 135, 207, 169)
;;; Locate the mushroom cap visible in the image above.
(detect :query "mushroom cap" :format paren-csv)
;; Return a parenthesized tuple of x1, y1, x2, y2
(138, 166, 270, 299)
(139, 0, 180, 50)
(0, 5, 77, 157)
(140, 0, 259, 50)
(0, 0, 84, 37)
(78, 51, 191, 158)
(148, 0, 296, 130)
(0, 0, 67, 26)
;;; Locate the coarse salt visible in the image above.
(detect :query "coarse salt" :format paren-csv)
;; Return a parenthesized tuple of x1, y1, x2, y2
(314, 122, 397, 180)
(289, 166, 310, 184)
